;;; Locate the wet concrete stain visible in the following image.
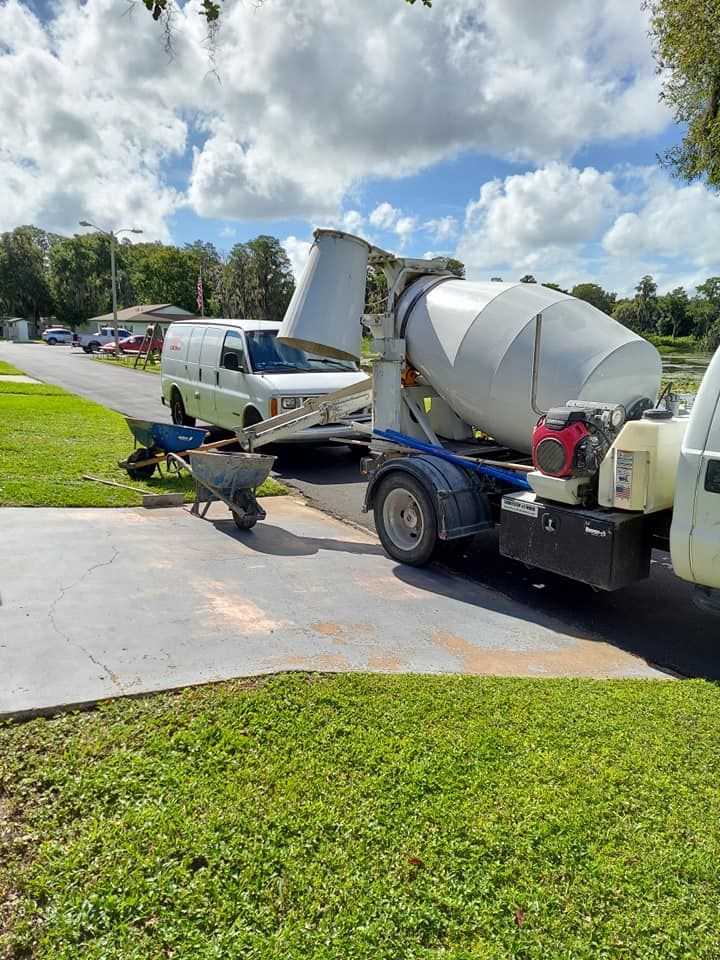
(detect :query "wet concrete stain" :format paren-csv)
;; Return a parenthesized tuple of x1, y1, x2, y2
(196, 580, 289, 634)
(431, 629, 665, 679)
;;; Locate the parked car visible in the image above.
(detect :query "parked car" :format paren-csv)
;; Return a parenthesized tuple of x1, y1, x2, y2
(41, 326, 73, 345)
(99, 334, 164, 356)
(76, 327, 133, 353)
(160, 319, 369, 444)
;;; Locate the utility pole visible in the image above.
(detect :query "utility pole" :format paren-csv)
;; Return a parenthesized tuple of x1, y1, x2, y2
(79, 220, 143, 356)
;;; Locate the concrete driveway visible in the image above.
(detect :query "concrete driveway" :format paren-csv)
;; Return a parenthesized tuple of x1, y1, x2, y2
(0, 497, 665, 718)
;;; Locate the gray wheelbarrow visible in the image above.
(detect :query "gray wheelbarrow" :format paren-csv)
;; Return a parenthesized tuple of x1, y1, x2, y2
(169, 450, 275, 529)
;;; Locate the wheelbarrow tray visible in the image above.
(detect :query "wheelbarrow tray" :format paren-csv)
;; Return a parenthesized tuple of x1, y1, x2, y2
(125, 418, 208, 453)
(188, 450, 275, 495)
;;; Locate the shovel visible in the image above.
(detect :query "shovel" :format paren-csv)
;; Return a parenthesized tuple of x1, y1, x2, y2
(82, 475, 185, 508)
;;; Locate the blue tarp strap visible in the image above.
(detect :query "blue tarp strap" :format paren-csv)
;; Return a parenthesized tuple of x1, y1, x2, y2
(373, 428, 532, 491)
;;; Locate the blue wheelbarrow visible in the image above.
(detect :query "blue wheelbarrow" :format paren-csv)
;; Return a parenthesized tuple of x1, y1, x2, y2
(167, 449, 276, 529)
(122, 418, 210, 481)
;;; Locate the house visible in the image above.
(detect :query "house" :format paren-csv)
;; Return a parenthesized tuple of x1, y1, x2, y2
(77, 304, 197, 337)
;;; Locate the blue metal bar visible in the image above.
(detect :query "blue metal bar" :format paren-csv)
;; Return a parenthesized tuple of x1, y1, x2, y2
(373, 428, 532, 491)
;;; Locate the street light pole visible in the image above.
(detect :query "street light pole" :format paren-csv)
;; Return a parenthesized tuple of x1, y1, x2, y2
(79, 220, 143, 356)
(109, 232, 119, 356)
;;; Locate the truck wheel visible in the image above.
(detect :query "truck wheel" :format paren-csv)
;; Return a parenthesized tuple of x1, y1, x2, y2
(170, 389, 196, 427)
(82, 345, 91, 353)
(374, 472, 438, 566)
(89, 341, 100, 353)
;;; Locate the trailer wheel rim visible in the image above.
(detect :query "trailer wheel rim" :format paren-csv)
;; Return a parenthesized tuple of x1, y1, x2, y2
(382, 488, 425, 550)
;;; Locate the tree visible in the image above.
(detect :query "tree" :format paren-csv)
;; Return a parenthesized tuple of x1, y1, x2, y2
(245, 236, 295, 323)
(220, 236, 295, 322)
(0, 227, 54, 324)
(656, 286, 691, 337)
(688, 276, 720, 338)
(490, 276, 503, 282)
(542, 282, 567, 293)
(519, 274, 537, 283)
(50, 232, 132, 325)
(570, 282, 616, 315)
(634, 275, 659, 333)
(222, 244, 255, 318)
(612, 299, 641, 330)
(155, 0, 432, 26)
(365, 266, 388, 313)
(645, 0, 720, 186)
(126, 244, 201, 315)
(445, 258, 465, 278)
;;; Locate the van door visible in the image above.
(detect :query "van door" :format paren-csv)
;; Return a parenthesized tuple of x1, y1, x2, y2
(215, 329, 251, 430)
(671, 346, 720, 588)
(184, 326, 205, 418)
(196, 325, 225, 424)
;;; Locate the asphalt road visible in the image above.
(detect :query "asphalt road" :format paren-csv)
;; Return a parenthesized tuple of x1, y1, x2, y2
(3, 341, 719, 679)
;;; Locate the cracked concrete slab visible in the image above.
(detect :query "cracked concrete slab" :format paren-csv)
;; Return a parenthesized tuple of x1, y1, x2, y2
(0, 497, 667, 718)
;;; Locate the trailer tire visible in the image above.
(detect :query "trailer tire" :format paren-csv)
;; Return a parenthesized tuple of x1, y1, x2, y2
(170, 389, 196, 427)
(374, 472, 438, 566)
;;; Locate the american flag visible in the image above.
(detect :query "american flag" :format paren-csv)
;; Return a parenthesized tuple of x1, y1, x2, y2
(196, 268, 204, 315)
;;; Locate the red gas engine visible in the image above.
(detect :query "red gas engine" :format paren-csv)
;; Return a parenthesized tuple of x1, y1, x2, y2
(531, 401, 629, 479)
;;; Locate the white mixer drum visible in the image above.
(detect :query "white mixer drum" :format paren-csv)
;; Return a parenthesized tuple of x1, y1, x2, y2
(399, 279, 662, 453)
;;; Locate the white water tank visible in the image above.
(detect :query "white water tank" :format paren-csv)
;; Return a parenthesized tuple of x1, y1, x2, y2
(398, 278, 661, 454)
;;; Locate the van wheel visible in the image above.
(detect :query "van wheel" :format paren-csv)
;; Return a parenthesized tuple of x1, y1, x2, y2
(171, 390, 196, 427)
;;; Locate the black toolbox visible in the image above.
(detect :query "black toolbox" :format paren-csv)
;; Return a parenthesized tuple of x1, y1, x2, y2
(499, 492, 652, 591)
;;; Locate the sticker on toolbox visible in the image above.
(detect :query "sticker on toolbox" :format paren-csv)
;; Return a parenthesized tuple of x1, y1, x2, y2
(502, 495, 539, 518)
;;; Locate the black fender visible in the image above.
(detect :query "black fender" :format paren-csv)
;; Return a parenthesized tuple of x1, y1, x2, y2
(364, 455, 493, 541)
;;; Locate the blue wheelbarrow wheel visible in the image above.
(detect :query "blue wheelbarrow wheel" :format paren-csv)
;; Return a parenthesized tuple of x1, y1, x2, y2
(126, 447, 156, 481)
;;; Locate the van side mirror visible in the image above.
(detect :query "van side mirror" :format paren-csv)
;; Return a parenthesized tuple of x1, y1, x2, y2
(224, 352, 241, 372)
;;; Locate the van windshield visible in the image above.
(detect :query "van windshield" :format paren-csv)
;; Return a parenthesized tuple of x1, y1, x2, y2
(245, 330, 357, 373)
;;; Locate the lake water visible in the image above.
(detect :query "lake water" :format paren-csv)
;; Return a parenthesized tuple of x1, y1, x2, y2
(661, 351, 713, 387)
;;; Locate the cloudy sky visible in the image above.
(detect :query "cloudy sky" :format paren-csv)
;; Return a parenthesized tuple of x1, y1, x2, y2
(2, 0, 720, 294)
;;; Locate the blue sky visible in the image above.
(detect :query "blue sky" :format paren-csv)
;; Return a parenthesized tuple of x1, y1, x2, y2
(2, 0, 720, 296)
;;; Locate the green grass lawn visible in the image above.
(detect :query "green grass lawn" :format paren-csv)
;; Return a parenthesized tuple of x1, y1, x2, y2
(0, 359, 26, 376)
(0, 381, 285, 507)
(2, 674, 720, 959)
(94, 354, 161, 374)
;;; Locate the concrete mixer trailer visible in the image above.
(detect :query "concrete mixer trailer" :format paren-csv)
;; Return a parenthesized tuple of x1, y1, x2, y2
(263, 230, 719, 611)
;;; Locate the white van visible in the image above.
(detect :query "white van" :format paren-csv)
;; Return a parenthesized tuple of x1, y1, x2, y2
(160, 319, 369, 444)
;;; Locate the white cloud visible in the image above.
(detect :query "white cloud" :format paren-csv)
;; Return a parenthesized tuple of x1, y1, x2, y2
(281, 235, 312, 281)
(458, 163, 619, 272)
(453, 164, 720, 294)
(394, 215, 418, 248)
(424, 216, 459, 243)
(0, 0, 672, 236)
(603, 175, 720, 269)
(369, 202, 400, 230)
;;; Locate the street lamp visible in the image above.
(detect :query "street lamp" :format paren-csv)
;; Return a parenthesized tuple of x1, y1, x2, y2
(79, 220, 143, 356)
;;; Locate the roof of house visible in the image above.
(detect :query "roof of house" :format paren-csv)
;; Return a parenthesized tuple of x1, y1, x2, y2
(88, 304, 197, 324)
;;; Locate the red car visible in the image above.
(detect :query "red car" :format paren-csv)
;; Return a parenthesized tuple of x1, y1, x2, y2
(99, 334, 164, 355)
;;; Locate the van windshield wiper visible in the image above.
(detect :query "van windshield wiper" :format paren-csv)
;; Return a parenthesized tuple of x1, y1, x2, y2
(309, 358, 356, 370)
(256, 363, 304, 373)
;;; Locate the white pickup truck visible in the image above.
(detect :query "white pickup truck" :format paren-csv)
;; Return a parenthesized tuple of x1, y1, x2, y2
(75, 326, 132, 353)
